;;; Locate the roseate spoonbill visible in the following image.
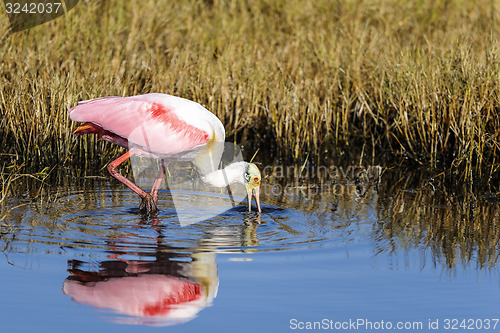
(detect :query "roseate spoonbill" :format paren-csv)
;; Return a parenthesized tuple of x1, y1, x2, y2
(70, 93, 261, 217)
(63, 251, 219, 325)
(63, 274, 209, 324)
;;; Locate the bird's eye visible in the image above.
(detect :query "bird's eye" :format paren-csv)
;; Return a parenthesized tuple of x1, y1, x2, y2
(253, 177, 259, 183)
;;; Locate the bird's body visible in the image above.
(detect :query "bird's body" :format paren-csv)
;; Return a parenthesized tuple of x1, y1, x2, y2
(70, 93, 261, 217)
(70, 94, 225, 159)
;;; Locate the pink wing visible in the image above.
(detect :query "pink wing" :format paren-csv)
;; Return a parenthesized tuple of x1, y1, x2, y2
(70, 94, 223, 158)
(63, 275, 205, 320)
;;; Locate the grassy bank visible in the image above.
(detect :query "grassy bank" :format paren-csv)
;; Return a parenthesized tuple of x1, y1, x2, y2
(1, 0, 499, 175)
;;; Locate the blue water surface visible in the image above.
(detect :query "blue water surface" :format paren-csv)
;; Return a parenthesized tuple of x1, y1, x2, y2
(1, 182, 499, 333)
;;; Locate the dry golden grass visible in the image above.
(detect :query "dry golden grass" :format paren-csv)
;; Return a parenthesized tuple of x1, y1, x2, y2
(0, 0, 499, 176)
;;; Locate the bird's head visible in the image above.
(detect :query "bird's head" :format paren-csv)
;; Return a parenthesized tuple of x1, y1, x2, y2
(244, 163, 262, 213)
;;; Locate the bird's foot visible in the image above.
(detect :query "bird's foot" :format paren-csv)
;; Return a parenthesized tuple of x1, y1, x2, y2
(138, 194, 159, 219)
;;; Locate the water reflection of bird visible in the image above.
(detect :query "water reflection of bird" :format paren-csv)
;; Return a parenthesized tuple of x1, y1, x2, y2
(63, 251, 219, 326)
(62, 217, 263, 326)
(70, 93, 261, 217)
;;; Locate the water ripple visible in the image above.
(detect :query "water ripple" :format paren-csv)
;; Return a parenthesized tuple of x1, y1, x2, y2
(1, 187, 377, 257)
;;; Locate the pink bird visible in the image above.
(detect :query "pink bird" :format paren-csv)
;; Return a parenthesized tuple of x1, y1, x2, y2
(63, 274, 209, 325)
(70, 93, 262, 217)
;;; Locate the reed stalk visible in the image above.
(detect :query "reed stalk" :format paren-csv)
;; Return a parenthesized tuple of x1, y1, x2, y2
(0, 0, 498, 176)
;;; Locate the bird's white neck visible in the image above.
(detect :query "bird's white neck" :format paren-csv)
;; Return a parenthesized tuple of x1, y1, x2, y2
(200, 161, 248, 188)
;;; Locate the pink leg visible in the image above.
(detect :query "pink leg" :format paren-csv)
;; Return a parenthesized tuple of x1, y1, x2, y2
(150, 161, 166, 204)
(107, 151, 158, 217)
(107, 151, 147, 198)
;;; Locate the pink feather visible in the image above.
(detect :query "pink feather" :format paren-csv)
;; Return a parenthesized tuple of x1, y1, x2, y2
(70, 94, 225, 158)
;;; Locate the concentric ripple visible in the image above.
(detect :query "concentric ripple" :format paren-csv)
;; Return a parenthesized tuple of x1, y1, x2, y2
(1, 185, 378, 257)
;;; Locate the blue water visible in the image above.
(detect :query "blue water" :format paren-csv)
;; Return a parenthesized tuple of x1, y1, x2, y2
(1, 182, 499, 332)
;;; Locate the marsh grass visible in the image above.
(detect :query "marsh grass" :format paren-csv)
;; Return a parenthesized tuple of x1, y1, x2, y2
(0, 162, 52, 202)
(2, 167, 499, 270)
(375, 167, 500, 270)
(1, 0, 500, 177)
(256, 163, 500, 269)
